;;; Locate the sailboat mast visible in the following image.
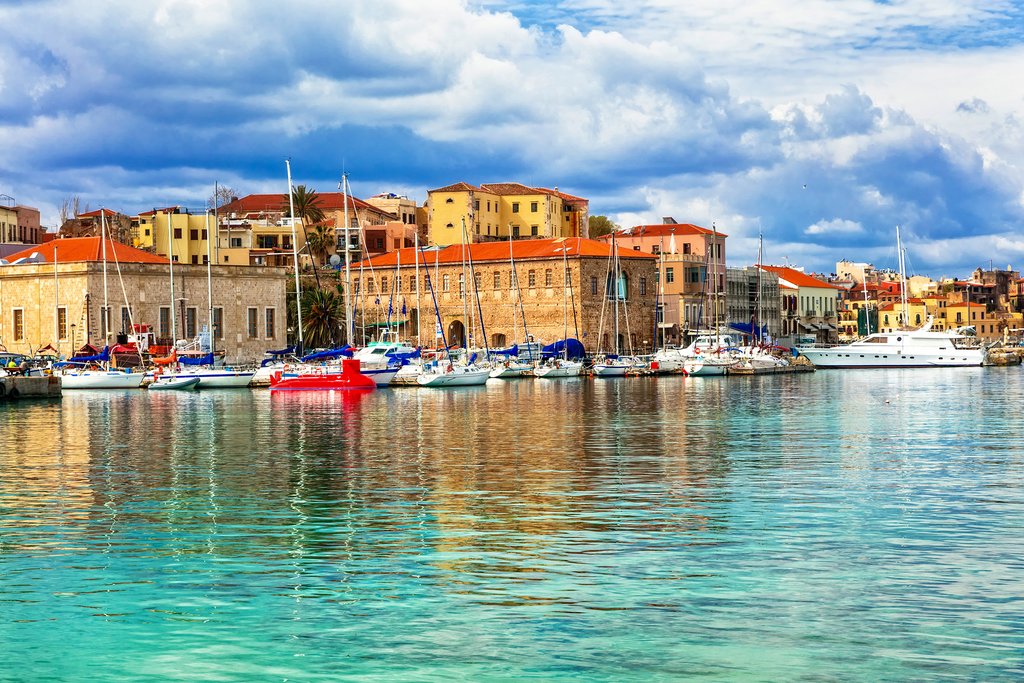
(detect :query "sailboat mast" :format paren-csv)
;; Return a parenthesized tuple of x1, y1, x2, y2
(205, 210, 214, 355)
(285, 159, 303, 352)
(756, 232, 763, 344)
(167, 209, 176, 343)
(896, 224, 909, 328)
(460, 218, 471, 351)
(101, 210, 109, 343)
(861, 265, 871, 335)
(612, 231, 619, 354)
(341, 173, 353, 346)
(711, 222, 719, 346)
(414, 231, 421, 347)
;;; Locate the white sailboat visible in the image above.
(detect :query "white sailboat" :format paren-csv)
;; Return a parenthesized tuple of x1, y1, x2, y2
(683, 223, 738, 377)
(535, 238, 582, 378)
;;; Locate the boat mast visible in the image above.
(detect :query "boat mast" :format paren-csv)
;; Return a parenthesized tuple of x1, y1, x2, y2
(612, 231, 619, 354)
(509, 227, 532, 360)
(711, 221, 719, 347)
(861, 265, 871, 336)
(101, 209, 109, 344)
(167, 208, 176, 344)
(285, 159, 303, 353)
(205, 210, 214, 356)
(896, 224, 909, 328)
(414, 231, 421, 347)
(341, 173, 353, 346)
(756, 231, 763, 345)
(460, 218, 471, 352)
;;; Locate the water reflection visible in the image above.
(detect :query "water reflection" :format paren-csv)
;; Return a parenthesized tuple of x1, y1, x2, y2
(2, 370, 1023, 680)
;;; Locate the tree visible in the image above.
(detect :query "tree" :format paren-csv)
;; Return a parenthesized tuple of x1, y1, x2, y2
(207, 185, 238, 210)
(305, 222, 336, 267)
(302, 287, 342, 349)
(588, 215, 619, 238)
(282, 184, 325, 226)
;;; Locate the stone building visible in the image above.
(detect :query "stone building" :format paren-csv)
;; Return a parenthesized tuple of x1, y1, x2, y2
(349, 238, 657, 354)
(725, 267, 782, 343)
(0, 237, 288, 361)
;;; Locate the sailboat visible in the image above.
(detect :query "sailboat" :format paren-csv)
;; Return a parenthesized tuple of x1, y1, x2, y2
(593, 231, 633, 377)
(798, 226, 986, 368)
(490, 230, 536, 378)
(534, 238, 583, 378)
(60, 212, 145, 389)
(416, 240, 490, 387)
(682, 223, 738, 377)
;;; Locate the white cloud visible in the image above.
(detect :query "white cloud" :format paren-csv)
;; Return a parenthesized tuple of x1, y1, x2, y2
(805, 218, 865, 235)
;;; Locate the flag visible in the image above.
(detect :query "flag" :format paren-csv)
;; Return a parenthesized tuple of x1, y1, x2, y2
(401, 299, 407, 315)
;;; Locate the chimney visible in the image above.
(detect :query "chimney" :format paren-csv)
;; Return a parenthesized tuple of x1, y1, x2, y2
(662, 216, 676, 224)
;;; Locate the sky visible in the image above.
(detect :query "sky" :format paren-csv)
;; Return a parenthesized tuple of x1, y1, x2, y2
(2, 0, 1023, 277)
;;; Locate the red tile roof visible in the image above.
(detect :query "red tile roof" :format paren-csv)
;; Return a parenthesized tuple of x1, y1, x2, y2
(218, 193, 388, 217)
(352, 237, 655, 269)
(427, 182, 588, 203)
(600, 223, 724, 239)
(137, 206, 182, 216)
(77, 208, 124, 219)
(429, 182, 482, 193)
(4, 237, 169, 264)
(534, 188, 587, 203)
(759, 265, 841, 290)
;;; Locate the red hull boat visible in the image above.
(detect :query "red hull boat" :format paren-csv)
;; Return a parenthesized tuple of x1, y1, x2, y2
(269, 358, 376, 391)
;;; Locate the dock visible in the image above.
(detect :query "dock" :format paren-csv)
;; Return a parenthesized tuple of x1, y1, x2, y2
(0, 375, 62, 401)
(727, 362, 815, 376)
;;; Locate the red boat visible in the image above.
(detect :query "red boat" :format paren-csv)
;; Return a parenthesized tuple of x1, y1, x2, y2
(269, 358, 376, 392)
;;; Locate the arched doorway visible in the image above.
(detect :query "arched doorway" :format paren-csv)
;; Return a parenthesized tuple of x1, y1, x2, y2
(491, 333, 507, 348)
(447, 320, 465, 347)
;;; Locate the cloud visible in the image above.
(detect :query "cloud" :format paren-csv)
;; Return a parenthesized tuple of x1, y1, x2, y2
(0, 0, 1021, 279)
(805, 218, 864, 236)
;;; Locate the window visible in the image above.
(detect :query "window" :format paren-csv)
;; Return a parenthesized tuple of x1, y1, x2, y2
(159, 306, 171, 338)
(633, 246, 641, 251)
(665, 267, 675, 284)
(493, 272, 501, 289)
(230, 237, 242, 248)
(190, 229, 199, 241)
(247, 308, 258, 338)
(375, 238, 385, 250)
(458, 273, 465, 296)
(265, 308, 276, 339)
(442, 274, 450, 292)
(445, 197, 454, 204)
(201, 229, 207, 239)
(174, 227, 182, 239)
(381, 276, 388, 293)
(530, 225, 538, 236)
(512, 225, 520, 238)
(191, 255, 199, 265)
(591, 276, 598, 295)
(528, 270, 536, 287)
(367, 278, 375, 294)
(12, 308, 24, 341)
(474, 272, 482, 290)
(409, 275, 417, 291)
(213, 307, 223, 339)
(531, 201, 538, 212)
(57, 307, 68, 340)
(652, 244, 660, 254)
(640, 277, 647, 296)
(144, 229, 150, 237)
(545, 269, 553, 287)
(683, 243, 691, 255)
(121, 306, 131, 333)
(185, 307, 198, 339)
(474, 199, 480, 210)
(202, 255, 209, 265)
(512, 202, 520, 213)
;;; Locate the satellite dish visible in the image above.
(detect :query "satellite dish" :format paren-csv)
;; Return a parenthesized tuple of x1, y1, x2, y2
(329, 254, 341, 267)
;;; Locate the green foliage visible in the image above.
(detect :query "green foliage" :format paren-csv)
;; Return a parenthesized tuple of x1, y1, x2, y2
(302, 287, 342, 349)
(588, 215, 619, 238)
(306, 223, 336, 266)
(283, 184, 326, 225)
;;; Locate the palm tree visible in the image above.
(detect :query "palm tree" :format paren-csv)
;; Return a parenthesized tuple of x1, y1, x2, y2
(302, 287, 342, 349)
(282, 184, 325, 226)
(305, 222, 335, 267)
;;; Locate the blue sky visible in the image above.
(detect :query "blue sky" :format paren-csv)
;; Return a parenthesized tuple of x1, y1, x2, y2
(1, 0, 1023, 277)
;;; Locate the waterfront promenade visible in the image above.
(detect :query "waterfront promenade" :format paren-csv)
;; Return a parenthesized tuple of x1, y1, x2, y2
(1, 369, 1022, 680)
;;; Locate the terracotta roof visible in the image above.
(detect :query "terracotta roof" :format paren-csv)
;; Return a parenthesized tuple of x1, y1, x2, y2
(4, 237, 169, 264)
(758, 265, 841, 290)
(218, 193, 387, 217)
(429, 182, 483, 194)
(479, 182, 542, 196)
(601, 223, 724, 239)
(77, 208, 124, 219)
(534, 188, 587, 203)
(352, 237, 655, 269)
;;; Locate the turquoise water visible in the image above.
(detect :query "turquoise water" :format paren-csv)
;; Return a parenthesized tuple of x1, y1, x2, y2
(2, 369, 1023, 681)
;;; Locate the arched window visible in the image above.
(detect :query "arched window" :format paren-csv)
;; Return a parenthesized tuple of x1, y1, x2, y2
(884, 314, 889, 326)
(491, 333, 507, 347)
(915, 314, 921, 325)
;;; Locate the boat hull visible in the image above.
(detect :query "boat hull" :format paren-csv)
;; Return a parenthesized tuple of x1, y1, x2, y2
(489, 362, 533, 378)
(534, 362, 582, 378)
(683, 358, 734, 376)
(416, 367, 490, 387)
(800, 348, 984, 368)
(61, 371, 144, 390)
(149, 376, 201, 391)
(592, 364, 629, 377)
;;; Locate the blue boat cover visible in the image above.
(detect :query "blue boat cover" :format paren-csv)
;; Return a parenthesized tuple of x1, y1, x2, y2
(301, 346, 354, 362)
(490, 344, 519, 358)
(180, 353, 215, 366)
(266, 345, 296, 356)
(729, 322, 769, 337)
(541, 338, 585, 360)
(70, 346, 110, 363)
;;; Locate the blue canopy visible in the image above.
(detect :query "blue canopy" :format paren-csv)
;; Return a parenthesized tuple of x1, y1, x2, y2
(180, 353, 215, 366)
(386, 349, 421, 360)
(266, 345, 296, 356)
(541, 338, 585, 360)
(490, 344, 519, 358)
(301, 346, 353, 362)
(729, 322, 769, 338)
(70, 346, 110, 363)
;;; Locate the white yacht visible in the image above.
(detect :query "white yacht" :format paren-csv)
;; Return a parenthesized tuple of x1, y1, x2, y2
(799, 318, 984, 368)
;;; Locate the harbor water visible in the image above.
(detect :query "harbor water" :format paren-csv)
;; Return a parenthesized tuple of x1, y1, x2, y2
(2, 369, 1023, 681)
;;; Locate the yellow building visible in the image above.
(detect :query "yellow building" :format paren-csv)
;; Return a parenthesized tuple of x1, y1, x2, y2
(135, 206, 216, 265)
(877, 299, 930, 332)
(426, 182, 588, 245)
